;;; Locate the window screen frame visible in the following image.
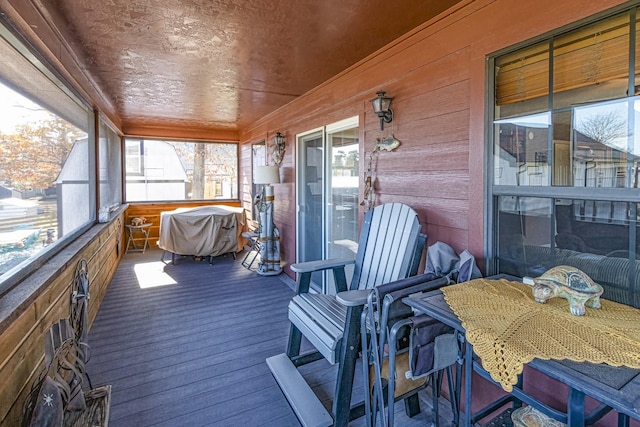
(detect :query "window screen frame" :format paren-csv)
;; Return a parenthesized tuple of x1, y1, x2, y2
(486, 4, 640, 277)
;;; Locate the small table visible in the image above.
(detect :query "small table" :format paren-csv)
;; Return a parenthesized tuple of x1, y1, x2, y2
(403, 281, 640, 427)
(125, 223, 151, 253)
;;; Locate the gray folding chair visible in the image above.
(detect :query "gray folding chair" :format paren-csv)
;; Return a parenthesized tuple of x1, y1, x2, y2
(362, 241, 482, 426)
(241, 220, 261, 270)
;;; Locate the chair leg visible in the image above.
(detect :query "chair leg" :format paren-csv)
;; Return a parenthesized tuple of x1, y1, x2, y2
(446, 365, 459, 427)
(360, 312, 375, 427)
(241, 250, 257, 269)
(431, 372, 440, 425)
(404, 394, 421, 418)
(247, 249, 259, 269)
(287, 322, 324, 366)
(454, 357, 463, 427)
(241, 243, 257, 269)
(249, 241, 261, 268)
(332, 305, 364, 427)
(286, 323, 302, 359)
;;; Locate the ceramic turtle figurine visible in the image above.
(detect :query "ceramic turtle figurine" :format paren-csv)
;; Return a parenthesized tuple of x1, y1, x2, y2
(532, 266, 604, 316)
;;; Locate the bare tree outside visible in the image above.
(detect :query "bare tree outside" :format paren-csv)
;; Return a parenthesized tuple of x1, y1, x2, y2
(576, 110, 627, 146)
(574, 106, 638, 188)
(332, 149, 359, 176)
(192, 142, 206, 199)
(171, 140, 238, 200)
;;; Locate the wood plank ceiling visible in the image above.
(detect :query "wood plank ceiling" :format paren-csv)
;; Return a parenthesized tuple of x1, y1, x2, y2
(39, 0, 464, 135)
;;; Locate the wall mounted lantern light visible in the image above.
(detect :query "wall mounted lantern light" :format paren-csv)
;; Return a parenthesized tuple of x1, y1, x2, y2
(371, 91, 394, 130)
(272, 132, 286, 166)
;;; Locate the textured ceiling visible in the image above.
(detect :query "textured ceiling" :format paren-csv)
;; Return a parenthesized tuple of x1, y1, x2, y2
(45, 0, 463, 133)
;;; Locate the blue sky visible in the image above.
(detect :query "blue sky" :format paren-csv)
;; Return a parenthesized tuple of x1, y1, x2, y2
(0, 83, 50, 134)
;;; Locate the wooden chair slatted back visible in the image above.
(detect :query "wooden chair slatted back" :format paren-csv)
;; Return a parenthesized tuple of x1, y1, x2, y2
(352, 203, 421, 291)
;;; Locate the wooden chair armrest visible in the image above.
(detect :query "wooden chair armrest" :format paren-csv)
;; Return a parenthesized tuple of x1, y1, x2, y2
(292, 258, 356, 295)
(291, 258, 355, 274)
(336, 289, 371, 306)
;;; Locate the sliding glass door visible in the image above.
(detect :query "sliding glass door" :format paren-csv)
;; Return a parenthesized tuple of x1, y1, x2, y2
(297, 117, 359, 292)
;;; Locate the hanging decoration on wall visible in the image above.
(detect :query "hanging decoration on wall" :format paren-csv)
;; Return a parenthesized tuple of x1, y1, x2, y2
(360, 136, 401, 212)
(360, 151, 375, 212)
(360, 90, 401, 211)
(376, 135, 401, 152)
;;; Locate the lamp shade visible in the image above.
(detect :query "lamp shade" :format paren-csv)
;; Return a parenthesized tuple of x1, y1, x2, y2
(254, 165, 280, 184)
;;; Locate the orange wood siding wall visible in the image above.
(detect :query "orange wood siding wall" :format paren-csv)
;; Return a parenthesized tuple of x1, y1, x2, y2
(239, 0, 627, 278)
(0, 213, 125, 426)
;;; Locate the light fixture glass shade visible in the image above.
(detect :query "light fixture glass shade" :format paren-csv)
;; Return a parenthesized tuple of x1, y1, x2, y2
(272, 132, 286, 165)
(371, 97, 382, 113)
(254, 165, 280, 184)
(274, 132, 285, 147)
(371, 91, 393, 113)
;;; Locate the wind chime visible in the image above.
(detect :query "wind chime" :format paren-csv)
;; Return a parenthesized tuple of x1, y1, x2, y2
(360, 136, 401, 211)
(361, 151, 375, 212)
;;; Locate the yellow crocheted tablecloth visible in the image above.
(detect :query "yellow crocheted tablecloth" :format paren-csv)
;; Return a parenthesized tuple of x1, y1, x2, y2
(441, 278, 640, 392)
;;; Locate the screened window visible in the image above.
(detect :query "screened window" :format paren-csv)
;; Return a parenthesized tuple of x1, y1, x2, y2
(124, 138, 238, 202)
(125, 140, 143, 175)
(490, 8, 640, 308)
(0, 24, 94, 293)
(99, 119, 122, 210)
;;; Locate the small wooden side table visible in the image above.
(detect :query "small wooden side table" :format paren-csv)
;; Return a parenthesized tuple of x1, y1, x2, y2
(125, 223, 152, 253)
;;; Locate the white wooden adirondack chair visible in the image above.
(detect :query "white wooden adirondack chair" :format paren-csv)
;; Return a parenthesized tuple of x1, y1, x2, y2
(267, 203, 425, 427)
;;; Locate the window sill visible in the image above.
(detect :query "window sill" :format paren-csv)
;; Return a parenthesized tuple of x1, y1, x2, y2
(0, 205, 127, 335)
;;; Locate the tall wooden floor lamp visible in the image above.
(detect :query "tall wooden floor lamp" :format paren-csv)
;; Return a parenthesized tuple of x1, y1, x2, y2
(254, 165, 282, 276)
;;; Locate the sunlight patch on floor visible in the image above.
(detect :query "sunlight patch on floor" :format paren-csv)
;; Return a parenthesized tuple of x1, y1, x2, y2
(134, 261, 177, 288)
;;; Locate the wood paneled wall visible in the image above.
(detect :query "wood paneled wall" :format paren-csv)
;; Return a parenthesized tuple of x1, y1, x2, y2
(0, 211, 126, 426)
(239, 0, 627, 280)
(125, 201, 242, 249)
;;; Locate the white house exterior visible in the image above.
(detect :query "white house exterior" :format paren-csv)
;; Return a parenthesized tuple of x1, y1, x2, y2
(124, 139, 188, 201)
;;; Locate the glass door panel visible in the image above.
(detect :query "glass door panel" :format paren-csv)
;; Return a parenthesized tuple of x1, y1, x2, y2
(297, 129, 324, 291)
(296, 118, 359, 293)
(327, 126, 359, 264)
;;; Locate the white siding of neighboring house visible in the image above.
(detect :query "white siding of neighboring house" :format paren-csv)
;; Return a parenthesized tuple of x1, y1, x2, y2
(55, 139, 92, 235)
(0, 198, 38, 219)
(125, 141, 188, 201)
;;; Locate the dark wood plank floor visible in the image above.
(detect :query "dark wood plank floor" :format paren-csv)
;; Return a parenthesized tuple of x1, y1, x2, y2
(87, 248, 455, 426)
